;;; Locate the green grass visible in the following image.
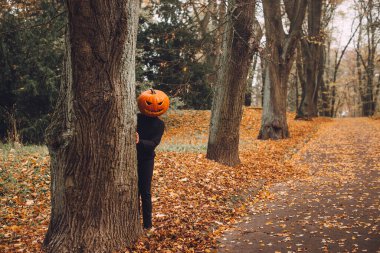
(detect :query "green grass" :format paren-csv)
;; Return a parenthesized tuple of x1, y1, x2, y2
(0, 143, 48, 160)
(158, 134, 207, 153)
(0, 143, 49, 197)
(157, 143, 207, 153)
(0, 141, 207, 156)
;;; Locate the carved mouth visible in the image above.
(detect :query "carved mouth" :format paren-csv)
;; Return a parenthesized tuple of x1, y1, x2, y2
(144, 108, 163, 114)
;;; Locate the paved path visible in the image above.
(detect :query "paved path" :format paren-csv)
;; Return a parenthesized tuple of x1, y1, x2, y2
(218, 118, 380, 253)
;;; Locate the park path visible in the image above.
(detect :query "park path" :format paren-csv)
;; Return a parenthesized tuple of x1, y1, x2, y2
(218, 118, 380, 253)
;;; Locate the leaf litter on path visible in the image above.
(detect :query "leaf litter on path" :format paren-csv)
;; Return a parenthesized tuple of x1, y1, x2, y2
(218, 118, 380, 253)
(0, 108, 331, 252)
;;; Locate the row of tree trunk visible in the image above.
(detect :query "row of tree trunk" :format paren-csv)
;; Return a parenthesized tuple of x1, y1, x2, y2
(44, 0, 379, 252)
(207, 0, 308, 166)
(43, 0, 313, 251)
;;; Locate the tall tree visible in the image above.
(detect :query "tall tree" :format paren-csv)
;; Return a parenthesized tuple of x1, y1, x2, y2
(190, 0, 225, 89)
(0, 0, 64, 143)
(43, 1, 141, 252)
(319, 0, 338, 117)
(206, 0, 258, 166)
(258, 0, 307, 139)
(329, 23, 359, 117)
(295, 0, 323, 119)
(355, 0, 379, 116)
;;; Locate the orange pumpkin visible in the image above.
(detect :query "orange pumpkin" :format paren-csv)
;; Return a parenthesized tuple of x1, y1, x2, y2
(137, 88, 169, 117)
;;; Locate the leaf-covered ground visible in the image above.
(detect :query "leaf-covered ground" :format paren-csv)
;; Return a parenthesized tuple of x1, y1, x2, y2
(0, 108, 331, 252)
(219, 118, 380, 252)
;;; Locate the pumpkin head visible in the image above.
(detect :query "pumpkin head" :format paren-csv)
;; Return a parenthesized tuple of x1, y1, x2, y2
(137, 88, 169, 117)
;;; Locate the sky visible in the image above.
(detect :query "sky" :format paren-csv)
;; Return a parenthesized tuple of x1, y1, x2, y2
(331, 0, 358, 49)
(253, 0, 359, 49)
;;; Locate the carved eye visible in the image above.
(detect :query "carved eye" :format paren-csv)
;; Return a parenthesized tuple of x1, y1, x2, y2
(158, 101, 163, 105)
(146, 101, 152, 105)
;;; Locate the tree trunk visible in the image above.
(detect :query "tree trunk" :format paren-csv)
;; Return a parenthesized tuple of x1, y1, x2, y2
(366, 0, 376, 116)
(320, 41, 331, 116)
(315, 44, 325, 114)
(362, 0, 376, 116)
(295, 67, 299, 111)
(43, 1, 141, 252)
(251, 53, 263, 107)
(206, 0, 257, 166)
(259, 62, 290, 139)
(260, 51, 266, 108)
(320, 82, 330, 116)
(330, 85, 336, 117)
(374, 73, 380, 113)
(357, 25, 365, 116)
(295, 44, 307, 117)
(197, 0, 222, 88)
(5, 105, 20, 144)
(245, 23, 262, 106)
(258, 0, 307, 139)
(318, 1, 339, 117)
(329, 21, 358, 117)
(362, 81, 375, 116)
(296, 0, 323, 120)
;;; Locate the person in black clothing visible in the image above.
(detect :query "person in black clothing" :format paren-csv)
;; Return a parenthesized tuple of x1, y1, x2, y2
(136, 113, 165, 229)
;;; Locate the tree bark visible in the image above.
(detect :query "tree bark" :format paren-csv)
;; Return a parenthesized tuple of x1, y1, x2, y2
(246, 22, 262, 106)
(207, 0, 258, 166)
(359, 0, 377, 116)
(356, 23, 365, 116)
(320, 38, 331, 116)
(374, 73, 380, 113)
(318, 1, 338, 117)
(43, 1, 141, 252)
(258, 0, 307, 139)
(316, 43, 325, 114)
(330, 85, 336, 117)
(295, 0, 323, 120)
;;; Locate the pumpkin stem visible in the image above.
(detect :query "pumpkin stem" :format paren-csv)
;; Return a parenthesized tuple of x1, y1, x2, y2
(150, 88, 156, 94)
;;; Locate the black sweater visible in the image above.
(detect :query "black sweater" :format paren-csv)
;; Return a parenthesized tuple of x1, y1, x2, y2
(136, 113, 165, 160)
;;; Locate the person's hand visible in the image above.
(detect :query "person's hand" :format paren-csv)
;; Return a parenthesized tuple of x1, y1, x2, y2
(136, 132, 139, 144)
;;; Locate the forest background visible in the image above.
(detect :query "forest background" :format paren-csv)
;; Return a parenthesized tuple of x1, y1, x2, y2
(0, 0, 379, 146)
(1, 0, 380, 252)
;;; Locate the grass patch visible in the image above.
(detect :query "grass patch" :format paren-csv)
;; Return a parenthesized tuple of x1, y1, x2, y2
(0, 143, 48, 159)
(157, 143, 207, 153)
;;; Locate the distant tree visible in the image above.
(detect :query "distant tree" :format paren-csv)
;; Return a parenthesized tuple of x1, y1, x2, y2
(295, 0, 324, 119)
(246, 46, 262, 106)
(137, 0, 212, 109)
(319, 0, 338, 117)
(258, 0, 307, 140)
(355, 0, 379, 116)
(43, 1, 141, 252)
(249, 52, 264, 107)
(0, 0, 64, 143)
(329, 23, 359, 117)
(190, 0, 226, 89)
(206, 0, 259, 166)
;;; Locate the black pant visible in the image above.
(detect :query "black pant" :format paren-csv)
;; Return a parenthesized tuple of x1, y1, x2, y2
(137, 159, 154, 229)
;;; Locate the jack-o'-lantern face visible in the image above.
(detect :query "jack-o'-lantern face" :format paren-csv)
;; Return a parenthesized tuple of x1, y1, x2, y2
(137, 88, 169, 117)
